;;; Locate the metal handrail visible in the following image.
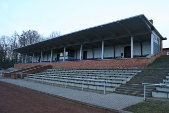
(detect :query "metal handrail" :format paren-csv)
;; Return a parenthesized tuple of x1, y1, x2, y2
(142, 83, 169, 100)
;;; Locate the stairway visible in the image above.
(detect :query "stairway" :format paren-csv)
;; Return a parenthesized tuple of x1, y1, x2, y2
(114, 55, 169, 97)
(2, 65, 52, 79)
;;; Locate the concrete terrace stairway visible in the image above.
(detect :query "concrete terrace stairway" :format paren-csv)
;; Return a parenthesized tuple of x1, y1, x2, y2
(24, 69, 140, 94)
(114, 55, 169, 97)
(2, 65, 52, 79)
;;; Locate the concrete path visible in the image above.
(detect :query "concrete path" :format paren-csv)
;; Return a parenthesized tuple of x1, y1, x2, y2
(0, 77, 143, 111)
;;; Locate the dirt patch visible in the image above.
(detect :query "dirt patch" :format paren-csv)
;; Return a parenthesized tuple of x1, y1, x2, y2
(0, 81, 118, 113)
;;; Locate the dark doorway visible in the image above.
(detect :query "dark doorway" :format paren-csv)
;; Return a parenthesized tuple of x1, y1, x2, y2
(38, 56, 41, 62)
(124, 46, 131, 58)
(83, 51, 87, 59)
(57, 54, 60, 60)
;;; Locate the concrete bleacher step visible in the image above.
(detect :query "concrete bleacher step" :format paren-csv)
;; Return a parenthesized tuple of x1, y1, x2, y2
(151, 74, 169, 99)
(114, 84, 155, 96)
(163, 79, 169, 84)
(155, 86, 169, 92)
(24, 69, 139, 94)
(114, 55, 169, 97)
(152, 90, 169, 98)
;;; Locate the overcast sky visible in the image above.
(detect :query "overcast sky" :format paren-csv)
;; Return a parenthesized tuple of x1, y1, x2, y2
(0, 0, 169, 48)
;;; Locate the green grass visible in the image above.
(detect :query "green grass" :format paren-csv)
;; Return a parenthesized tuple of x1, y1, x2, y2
(123, 99, 169, 113)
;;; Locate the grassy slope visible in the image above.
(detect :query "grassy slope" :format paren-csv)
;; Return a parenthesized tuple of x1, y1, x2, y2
(123, 99, 169, 113)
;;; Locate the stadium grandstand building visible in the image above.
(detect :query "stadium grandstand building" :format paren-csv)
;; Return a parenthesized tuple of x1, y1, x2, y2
(14, 14, 167, 69)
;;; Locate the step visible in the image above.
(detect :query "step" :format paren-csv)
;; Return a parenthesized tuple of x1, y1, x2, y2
(156, 86, 169, 92)
(152, 90, 169, 98)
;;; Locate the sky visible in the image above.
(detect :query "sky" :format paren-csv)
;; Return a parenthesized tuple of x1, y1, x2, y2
(0, 0, 169, 48)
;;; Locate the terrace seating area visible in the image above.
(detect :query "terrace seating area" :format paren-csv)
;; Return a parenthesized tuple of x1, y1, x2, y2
(152, 73, 169, 98)
(2, 65, 51, 79)
(114, 55, 169, 97)
(24, 69, 141, 94)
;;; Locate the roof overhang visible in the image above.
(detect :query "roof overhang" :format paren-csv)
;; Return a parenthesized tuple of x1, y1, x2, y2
(14, 14, 165, 54)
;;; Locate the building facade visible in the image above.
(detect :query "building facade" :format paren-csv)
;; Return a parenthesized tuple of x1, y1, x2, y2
(14, 14, 167, 69)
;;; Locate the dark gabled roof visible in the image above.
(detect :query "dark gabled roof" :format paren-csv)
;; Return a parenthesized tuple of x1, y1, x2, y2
(14, 14, 166, 54)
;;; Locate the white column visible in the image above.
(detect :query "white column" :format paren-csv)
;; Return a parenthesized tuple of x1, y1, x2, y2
(131, 37, 133, 58)
(22, 54, 24, 63)
(32, 53, 34, 63)
(63, 47, 66, 61)
(50, 49, 53, 62)
(151, 34, 154, 54)
(25, 54, 27, 63)
(101, 41, 104, 59)
(80, 44, 82, 60)
(41, 51, 43, 62)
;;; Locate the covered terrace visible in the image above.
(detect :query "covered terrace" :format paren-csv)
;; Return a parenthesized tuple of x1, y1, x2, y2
(14, 14, 166, 63)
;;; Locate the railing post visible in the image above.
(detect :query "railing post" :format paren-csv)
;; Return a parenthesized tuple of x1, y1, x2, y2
(144, 84, 146, 101)
(104, 80, 106, 94)
(21, 73, 22, 79)
(42, 78, 43, 84)
(65, 79, 67, 88)
(82, 79, 84, 91)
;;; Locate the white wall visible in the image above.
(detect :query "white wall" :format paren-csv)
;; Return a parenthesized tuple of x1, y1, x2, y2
(142, 41, 151, 55)
(115, 45, 125, 57)
(133, 43, 141, 55)
(104, 46, 114, 57)
(94, 48, 102, 58)
(86, 49, 93, 58)
(152, 31, 160, 54)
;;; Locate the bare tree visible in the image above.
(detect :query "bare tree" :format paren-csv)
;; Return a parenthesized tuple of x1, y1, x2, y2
(0, 30, 45, 68)
(0, 35, 10, 61)
(49, 31, 60, 39)
(18, 30, 44, 47)
(18, 31, 27, 47)
(10, 32, 19, 60)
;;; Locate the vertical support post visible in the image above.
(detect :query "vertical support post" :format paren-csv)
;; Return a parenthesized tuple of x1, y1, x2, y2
(65, 79, 67, 88)
(75, 51, 77, 59)
(80, 44, 82, 60)
(82, 79, 84, 91)
(92, 48, 94, 59)
(50, 49, 53, 62)
(144, 84, 146, 101)
(104, 81, 106, 94)
(63, 47, 66, 61)
(42, 78, 43, 83)
(41, 51, 43, 62)
(32, 53, 34, 63)
(151, 34, 154, 54)
(22, 54, 24, 63)
(21, 73, 22, 79)
(113, 46, 116, 58)
(25, 54, 27, 63)
(131, 37, 133, 58)
(140, 42, 143, 56)
(101, 40, 104, 59)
